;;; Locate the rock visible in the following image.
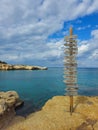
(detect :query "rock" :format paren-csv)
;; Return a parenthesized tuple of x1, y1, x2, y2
(4, 96, 98, 130)
(0, 91, 23, 130)
(0, 91, 23, 112)
(0, 99, 7, 114)
(0, 61, 47, 70)
(31, 66, 47, 70)
(0, 91, 20, 108)
(15, 99, 24, 108)
(94, 121, 98, 130)
(74, 96, 98, 120)
(0, 108, 15, 130)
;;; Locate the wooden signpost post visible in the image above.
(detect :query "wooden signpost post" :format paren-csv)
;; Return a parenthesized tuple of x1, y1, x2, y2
(64, 27, 78, 115)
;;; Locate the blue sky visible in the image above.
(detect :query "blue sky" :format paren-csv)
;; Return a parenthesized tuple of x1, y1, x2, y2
(0, 0, 98, 67)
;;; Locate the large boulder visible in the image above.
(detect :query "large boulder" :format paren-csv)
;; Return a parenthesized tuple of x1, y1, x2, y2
(0, 91, 22, 109)
(0, 91, 23, 130)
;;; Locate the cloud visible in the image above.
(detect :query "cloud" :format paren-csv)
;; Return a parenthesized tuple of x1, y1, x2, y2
(91, 29, 98, 39)
(78, 44, 89, 56)
(0, 0, 98, 39)
(77, 25, 91, 30)
(0, 38, 64, 66)
(0, 28, 98, 67)
(0, 0, 98, 67)
(89, 49, 98, 60)
(78, 29, 98, 67)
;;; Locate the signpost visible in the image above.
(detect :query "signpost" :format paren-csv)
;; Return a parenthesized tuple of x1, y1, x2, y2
(64, 27, 78, 115)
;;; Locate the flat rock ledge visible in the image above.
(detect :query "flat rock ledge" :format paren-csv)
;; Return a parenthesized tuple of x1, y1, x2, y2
(0, 91, 23, 130)
(0, 61, 47, 70)
(3, 95, 98, 130)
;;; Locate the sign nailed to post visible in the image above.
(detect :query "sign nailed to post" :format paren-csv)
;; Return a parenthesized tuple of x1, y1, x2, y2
(64, 27, 78, 115)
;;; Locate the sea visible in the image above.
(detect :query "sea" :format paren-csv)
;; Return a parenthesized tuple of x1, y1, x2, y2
(0, 67, 98, 116)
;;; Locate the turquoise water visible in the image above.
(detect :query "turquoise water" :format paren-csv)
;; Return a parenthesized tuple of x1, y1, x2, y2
(0, 68, 98, 116)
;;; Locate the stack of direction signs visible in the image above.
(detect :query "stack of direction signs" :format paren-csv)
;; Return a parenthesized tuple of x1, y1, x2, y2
(64, 27, 78, 96)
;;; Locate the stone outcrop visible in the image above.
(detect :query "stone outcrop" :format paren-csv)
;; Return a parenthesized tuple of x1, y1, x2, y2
(0, 91, 23, 130)
(0, 61, 47, 70)
(4, 96, 98, 130)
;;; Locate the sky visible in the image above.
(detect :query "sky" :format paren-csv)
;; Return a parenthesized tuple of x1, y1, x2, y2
(0, 0, 98, 67)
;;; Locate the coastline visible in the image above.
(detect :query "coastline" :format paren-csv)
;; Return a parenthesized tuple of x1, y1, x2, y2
(0, 61, 47, 70)
(2, 95, 98, 130)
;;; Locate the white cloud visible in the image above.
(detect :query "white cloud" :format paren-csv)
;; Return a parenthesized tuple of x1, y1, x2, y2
(78, 29, 98, 67)
(78, 44, 89, 56)
(0, 38, 64, 66)
(0, 0, 98, 67)
(77, 25, 91, 30)
(0, 0, 98, 39)
(89, 49, 98, 60)
(0, 28, 98, 67)
(91, 29, 98, 39)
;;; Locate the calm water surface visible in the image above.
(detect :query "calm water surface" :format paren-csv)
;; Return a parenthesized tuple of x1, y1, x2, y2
(0, 67, 98, 116)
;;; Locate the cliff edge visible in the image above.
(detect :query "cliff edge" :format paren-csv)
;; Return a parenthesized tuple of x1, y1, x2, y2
(3, 95, 98, 130)
(0, 61, 47, 70)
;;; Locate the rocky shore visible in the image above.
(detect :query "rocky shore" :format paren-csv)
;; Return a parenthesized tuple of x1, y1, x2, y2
(0, 61, 47, 70)
(0, 91, 23, 130)
(2, 95, 98, 130)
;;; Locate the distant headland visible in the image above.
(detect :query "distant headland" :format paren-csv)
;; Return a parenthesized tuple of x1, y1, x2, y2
(0, 60, 47, 70)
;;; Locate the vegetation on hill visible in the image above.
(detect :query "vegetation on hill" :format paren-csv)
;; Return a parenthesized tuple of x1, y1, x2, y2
(0, 60, 7, 64)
